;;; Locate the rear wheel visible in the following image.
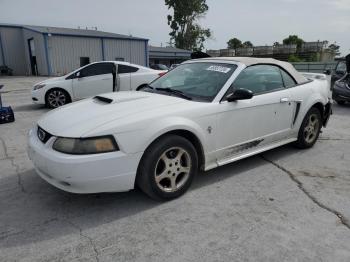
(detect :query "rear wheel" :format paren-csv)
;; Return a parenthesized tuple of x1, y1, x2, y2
(294, 107, 322, 149)
(136, 135, 198, 200)
(45, 89, 70, 108)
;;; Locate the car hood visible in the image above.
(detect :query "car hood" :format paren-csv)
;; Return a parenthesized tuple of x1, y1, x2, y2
(34, 76, 65, 86)
(37, 91, 191, 137)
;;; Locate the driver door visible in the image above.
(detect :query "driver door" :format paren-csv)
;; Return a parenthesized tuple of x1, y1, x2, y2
(72, 62, 115, 100)
(215, 65, 294, 164)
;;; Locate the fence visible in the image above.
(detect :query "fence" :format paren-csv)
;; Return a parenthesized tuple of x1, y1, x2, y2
(291, 62, 337, 73)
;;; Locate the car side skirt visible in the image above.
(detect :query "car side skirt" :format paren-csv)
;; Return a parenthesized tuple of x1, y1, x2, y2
(210, 137, 297, 169)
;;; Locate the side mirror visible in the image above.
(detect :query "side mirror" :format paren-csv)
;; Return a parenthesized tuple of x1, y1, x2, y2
(323, 69, 331, 75)
(76, 71, 81, 78)
(226, 88, 253, 102)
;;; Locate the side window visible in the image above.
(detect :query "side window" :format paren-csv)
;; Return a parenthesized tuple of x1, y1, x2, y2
(80, 63, 113, 77)
(118, 64, 139, 74)
(232, 65, 284, 94)
(280, 69, 296, 88)
(336, 62, 347, 73)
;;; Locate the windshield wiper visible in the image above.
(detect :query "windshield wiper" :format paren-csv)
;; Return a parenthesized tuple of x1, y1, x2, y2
(155, 87, 192, 100)
(144, 84, 154, 89)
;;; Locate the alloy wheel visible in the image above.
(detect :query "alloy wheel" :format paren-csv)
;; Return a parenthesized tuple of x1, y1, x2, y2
(154, 147, 191, 193)
(303, 113, 320, 144)
(48, 90, 66, 108)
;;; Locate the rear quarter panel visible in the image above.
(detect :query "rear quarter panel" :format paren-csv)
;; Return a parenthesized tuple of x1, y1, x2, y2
(290, 79, 329, 134)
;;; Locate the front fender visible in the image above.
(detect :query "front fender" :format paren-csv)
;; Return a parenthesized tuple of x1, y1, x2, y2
(115, 116, 213, 156)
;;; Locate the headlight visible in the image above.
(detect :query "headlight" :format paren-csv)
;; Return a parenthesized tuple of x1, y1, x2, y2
(33, 84, 46, 90)
(52, 136, 119, 154)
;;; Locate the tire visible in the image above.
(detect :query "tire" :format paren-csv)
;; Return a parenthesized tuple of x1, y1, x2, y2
(136, 135, 198, 201)
(294, 107, 322, 149)
(336, 100, 345, 105)
(45, 89, 71, 109)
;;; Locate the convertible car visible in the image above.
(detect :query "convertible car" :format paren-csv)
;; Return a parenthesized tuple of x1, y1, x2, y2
(28, 57, 332, 200)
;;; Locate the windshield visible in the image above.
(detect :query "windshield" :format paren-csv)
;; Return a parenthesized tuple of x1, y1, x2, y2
(147, 62, 237, 102)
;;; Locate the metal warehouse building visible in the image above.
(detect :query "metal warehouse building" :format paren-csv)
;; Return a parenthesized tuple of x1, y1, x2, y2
(0, 24, 148, 76)
(149, 46, 191, 67)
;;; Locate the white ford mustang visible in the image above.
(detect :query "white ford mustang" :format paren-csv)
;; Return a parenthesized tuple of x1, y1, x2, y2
(28, 57, 332, 200)
(31, 61, 165, 108)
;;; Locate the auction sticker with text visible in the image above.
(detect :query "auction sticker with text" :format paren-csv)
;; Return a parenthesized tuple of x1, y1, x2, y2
(206, 65, 231, 73)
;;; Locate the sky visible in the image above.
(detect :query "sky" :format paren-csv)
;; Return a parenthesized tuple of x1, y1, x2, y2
(0, 0, 349, 56)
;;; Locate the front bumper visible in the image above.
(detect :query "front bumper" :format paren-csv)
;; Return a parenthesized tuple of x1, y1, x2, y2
(332, 84, 350, 102)
(31, 89, 45, 105)
(27, 128, 143, 193)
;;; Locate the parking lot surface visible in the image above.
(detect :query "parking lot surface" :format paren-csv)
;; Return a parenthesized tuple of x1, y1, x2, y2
(1, 77, 350, 262)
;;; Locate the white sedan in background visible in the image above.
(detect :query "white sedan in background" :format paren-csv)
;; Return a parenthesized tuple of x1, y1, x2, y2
(31, 61, 166, 108)
(28, 57, 332, 200)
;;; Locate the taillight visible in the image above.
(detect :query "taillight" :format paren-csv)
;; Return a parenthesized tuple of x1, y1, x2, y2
(158, 72, 166, 77)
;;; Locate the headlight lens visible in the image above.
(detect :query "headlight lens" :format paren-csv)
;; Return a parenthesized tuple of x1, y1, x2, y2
(33, 84, 46, 90)
(52, 136, 119, 154)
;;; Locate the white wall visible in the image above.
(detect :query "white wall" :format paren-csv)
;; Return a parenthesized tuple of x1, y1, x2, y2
(104, 39, 146, 66)
(48, 36, 103, 75)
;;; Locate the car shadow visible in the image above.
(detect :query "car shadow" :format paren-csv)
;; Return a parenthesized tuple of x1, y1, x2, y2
(12, 104, 47, 112)
(0, 144, 299, 248)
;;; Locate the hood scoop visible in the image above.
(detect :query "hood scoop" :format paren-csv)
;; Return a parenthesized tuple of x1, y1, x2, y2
(94, 96, 113, 104)
(93, 94, 149, 105)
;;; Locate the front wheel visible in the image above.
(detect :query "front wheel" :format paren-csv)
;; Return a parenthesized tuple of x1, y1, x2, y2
(45, 89, 70, 108)
(294, 107, 322, 149)
(136, 135, 198, 200)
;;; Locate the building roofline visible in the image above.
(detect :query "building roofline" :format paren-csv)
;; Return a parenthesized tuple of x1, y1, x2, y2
(0, 23, 148, 41)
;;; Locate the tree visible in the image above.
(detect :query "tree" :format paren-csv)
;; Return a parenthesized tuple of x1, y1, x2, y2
(283, 35, 304, 50)
(327, 43, 341, 56)
(165, 0, 212, 51)
(227, 38, 242, 49)
(242, 41, 253, 48)
(287, 54, 304, 62)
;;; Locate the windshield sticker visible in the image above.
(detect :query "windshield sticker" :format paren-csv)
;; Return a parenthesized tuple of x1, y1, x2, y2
(206, 65, 231, 73)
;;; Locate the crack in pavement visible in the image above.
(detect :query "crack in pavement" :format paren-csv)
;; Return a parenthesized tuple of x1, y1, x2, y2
(0, 136, 26, 193)
(261, 155, 350, 230)
(319, 138, 350, 141)
(63, 219, 100, 262)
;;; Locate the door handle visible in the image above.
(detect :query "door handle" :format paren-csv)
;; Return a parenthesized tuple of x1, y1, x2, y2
(280, 97, 290, 103)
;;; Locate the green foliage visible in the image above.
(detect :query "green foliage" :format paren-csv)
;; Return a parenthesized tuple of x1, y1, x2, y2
(165, 0, 212, 51)
(327, 43, 341, 56)
(307, 53, 319, 62)
(242, 41, 253, 48)
(227, 38, 242, 49)
(283, 35, 304, 50)
(288, 54, 304, 62)
(227, 38, 253, 49)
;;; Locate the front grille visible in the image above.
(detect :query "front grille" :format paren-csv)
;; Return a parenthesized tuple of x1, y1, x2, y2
(37, 126, 53, 143)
